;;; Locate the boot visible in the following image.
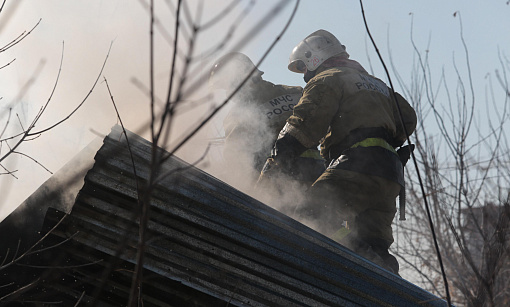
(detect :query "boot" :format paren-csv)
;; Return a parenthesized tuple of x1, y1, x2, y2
(371, 243, 400, 276)
(341, 236, 400, 276)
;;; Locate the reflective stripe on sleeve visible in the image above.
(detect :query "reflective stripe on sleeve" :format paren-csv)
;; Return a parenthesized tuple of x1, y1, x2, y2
(279, 122, 317, 149)
(299, 148, 323, 160)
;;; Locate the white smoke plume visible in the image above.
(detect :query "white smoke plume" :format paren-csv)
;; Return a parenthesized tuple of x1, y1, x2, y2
(0, 1, 294, 219)
(0, 0, 324, 241)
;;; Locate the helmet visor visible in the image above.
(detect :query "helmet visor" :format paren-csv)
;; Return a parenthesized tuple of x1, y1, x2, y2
(288, 59, 306, 74)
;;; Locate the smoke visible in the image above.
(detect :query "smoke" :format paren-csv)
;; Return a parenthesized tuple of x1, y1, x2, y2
(0, 1, 149, 219)
(189, 61, 313, 223)
(0, 0, 305, 224)
(192, 54, 342, 240)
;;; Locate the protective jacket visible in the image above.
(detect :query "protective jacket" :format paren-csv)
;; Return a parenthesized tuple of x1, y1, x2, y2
(223, 80, 305, 173)
(281, 58, 417, 184)
(276, 58, 417, 274)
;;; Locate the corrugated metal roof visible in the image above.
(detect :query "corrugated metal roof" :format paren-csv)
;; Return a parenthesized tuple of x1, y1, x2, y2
(1, 125, 447, 306)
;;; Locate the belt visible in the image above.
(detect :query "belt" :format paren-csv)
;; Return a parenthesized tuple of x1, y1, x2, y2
(350, 137, 397, 155)
(327, 127, 396, 161)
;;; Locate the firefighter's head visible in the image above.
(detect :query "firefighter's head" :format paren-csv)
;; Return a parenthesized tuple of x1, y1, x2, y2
(209, 52, 263, 92)
(288, 30, 349, 82)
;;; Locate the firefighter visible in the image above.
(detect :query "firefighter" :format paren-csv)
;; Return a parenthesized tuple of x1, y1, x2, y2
(209, 52, 324, 193)
(271, 30, 417, 274)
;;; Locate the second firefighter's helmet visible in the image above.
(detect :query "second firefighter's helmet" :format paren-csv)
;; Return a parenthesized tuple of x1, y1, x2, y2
(209, 52, 263, 90)
(288, 29, 349, 73)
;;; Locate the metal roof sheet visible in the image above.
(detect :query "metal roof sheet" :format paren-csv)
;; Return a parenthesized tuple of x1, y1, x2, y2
(1, 125, 447, 306)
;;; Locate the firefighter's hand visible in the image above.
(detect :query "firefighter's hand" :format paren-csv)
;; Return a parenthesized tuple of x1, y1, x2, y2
(272, 133, 307, 162)
(257, 133, 306, 187)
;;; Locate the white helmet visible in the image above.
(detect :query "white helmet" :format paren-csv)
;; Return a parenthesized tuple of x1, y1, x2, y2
(209, 52, 263, 90)
(288, 29, 349, 73)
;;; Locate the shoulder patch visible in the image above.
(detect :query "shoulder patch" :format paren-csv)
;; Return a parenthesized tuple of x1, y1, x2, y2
(354, 74, 390, 97)
(262, 93, 301, 120)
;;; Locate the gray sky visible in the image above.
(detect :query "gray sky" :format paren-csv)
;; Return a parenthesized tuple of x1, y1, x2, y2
(1, 0, 509, 219)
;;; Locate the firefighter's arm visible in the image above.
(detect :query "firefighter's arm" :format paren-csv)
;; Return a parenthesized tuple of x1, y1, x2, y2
(392, 92, 417, 146)
(258, 80, 338, 182)
(286, 81, 340, 147)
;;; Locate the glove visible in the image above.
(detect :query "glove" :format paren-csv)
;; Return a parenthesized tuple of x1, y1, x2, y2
(272, 133, 307, 164)
(256, 134, 307, 185)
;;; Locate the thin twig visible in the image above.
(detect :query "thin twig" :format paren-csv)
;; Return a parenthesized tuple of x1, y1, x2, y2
(0, 19, 41, 53)
(0, 58, 15, 70)
(10, 150, 53, 174)
(0, 213, 68, 271)
(30, 42, 113, 136)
